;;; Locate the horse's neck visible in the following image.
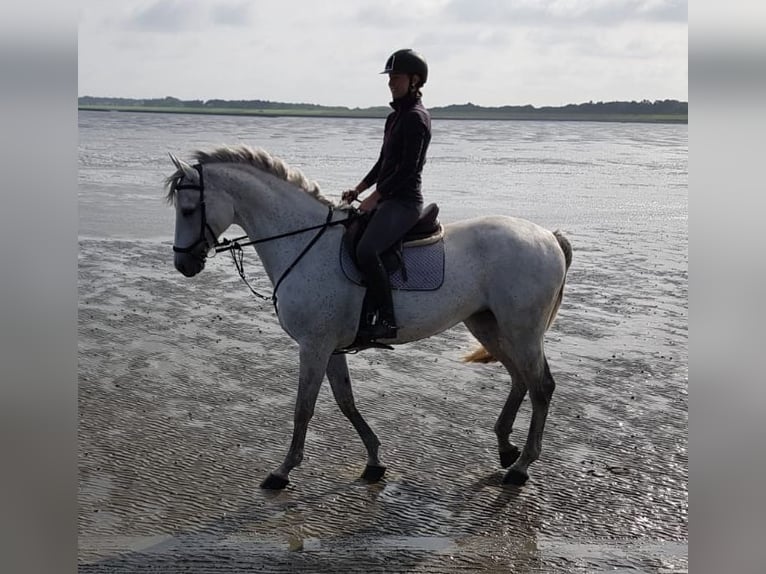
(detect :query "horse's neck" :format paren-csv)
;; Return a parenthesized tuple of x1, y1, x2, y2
(227, 169, 331, 283)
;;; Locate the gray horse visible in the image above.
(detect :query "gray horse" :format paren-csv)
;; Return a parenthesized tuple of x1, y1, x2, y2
(167, 144, 572, 490)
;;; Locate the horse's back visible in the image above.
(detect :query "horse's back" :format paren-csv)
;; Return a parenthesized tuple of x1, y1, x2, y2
(445, 215, 566, 271)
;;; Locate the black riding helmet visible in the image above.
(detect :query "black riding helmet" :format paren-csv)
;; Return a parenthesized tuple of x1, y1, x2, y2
(381, 49, 428, 87)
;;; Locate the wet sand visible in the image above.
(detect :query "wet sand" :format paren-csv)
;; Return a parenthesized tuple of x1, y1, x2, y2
(78, 230, 687, 573)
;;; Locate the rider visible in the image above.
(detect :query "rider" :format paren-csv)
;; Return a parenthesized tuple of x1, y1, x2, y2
(342, 49, 432, 341)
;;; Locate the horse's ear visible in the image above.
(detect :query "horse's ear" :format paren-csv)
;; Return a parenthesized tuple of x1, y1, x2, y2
(168, 153, 198, 181)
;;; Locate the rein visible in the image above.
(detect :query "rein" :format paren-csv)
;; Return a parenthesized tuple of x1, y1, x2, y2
(173, 163, 354, 313)
(220, 206, 349, 311)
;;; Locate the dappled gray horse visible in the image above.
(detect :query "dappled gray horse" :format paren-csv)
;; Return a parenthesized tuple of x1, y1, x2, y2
(167, 144, 572, 489)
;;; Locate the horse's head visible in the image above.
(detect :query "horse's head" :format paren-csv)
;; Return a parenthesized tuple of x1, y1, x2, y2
(166, 154, 234, 277)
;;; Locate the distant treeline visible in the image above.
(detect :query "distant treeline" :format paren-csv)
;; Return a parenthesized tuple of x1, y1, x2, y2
(437, 99, 687, 115)
(79, 96, 386, 114)
(78, 96, 687, 123)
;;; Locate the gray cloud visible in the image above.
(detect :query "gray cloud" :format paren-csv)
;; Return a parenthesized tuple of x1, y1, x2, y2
(441, 0, 687, 26)
(126, 0, 254, 33)
(79, 0, 687, 107)
(128, 0, 198, 32)
(211, 1, 254, 27)
(353, 4, 408, 27)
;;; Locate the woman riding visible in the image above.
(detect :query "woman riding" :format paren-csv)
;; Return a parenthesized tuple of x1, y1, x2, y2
(342, 48, 432, 341)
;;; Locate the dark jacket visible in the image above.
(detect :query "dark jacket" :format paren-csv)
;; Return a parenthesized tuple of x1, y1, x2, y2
(361, 93, 431, 205)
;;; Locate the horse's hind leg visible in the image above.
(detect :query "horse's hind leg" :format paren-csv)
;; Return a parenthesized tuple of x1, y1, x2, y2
(261, 345, 330, 490)
(495, 376, 528, 468)
(503, 352, 556, 486)
(326, 354, 386, 482)
(464, 312, 527, 469)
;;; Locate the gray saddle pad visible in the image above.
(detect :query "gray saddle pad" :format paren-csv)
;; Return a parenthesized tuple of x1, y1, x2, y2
(340, 236, 445, 291)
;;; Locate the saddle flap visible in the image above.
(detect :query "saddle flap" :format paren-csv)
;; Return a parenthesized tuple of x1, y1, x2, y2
(340, 233, 445, 291)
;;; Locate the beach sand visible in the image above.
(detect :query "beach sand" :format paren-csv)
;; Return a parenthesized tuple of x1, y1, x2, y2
(78, 231, 687, 573)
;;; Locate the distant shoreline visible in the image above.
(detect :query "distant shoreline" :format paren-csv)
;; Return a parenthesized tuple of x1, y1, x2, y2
(78, 103, 687, 125)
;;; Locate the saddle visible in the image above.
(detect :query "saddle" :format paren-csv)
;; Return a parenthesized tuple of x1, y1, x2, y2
(344, 202, 442, 278)
(334, 204, 444, 355)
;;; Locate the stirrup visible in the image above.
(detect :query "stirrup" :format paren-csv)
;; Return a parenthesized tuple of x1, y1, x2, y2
(333, 321, 397, 354)
(357, 319, 397, 341)
(333, 340, 395, 354)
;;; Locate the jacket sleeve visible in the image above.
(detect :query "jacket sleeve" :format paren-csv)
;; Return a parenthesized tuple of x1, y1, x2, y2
(376, 112, 428, 198)
(361, 112, 394, 189)
(361, 147, 383, 188)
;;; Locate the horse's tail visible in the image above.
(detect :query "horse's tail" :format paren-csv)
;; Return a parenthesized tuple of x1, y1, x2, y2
(463, 229, 573, 365)
(463, 346, 496, 363)
(545, 230, 572, 330)
(553, 229, 573, 270)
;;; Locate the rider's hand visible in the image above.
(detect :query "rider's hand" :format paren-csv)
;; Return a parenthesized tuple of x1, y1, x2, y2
(342, 188, 359, 203)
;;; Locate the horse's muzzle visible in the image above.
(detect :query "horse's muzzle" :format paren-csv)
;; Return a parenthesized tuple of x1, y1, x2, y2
(174, 252, 206, 277)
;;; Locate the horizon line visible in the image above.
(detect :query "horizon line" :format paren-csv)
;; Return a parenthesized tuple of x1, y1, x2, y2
(77, 95, 689, 110)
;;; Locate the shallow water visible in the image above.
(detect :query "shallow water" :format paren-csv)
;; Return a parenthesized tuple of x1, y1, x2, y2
(78, 112, 687, 572)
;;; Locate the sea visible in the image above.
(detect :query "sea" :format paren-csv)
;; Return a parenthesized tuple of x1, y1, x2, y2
(78, 110, 687, 248)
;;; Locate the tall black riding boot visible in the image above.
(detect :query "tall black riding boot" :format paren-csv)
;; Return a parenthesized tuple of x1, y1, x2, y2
(359, 257, 398, 341)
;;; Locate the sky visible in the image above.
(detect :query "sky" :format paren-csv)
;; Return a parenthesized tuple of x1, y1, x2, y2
(78, 0, 688, 109)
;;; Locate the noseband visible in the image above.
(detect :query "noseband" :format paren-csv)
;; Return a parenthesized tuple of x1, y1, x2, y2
(172, 164, 219, 256)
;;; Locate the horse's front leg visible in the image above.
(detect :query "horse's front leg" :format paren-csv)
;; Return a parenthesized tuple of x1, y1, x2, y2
(261, 345, 331, 490)
(326, 354, 386, 482)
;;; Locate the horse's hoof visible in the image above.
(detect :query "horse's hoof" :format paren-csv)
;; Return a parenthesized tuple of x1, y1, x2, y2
(499, 447, 520, 468)
(260, 473, 290, 490)
(361, 464, 387, 482)
(502, 468, 528, 486)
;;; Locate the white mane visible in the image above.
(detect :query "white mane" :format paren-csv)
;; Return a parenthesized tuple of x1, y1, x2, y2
(173, 144, 333, 207)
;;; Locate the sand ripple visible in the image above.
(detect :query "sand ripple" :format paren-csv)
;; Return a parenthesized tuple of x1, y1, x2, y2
(79, 237, 687, 572)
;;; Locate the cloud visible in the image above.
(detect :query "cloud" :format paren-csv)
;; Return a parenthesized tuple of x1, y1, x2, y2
(352, 0, 436, 21)
(210, 2, 254, 27)
(125, 0, 255, 33)
(78, 0, 687, 107)
(440, 0, 687, 26)
(127, 0, 198, 32)
(636, 0, 687, 22)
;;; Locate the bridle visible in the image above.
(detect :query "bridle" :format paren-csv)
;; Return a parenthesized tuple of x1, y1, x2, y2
(171, 163, 354, 310)
(172, 164, 220, 257)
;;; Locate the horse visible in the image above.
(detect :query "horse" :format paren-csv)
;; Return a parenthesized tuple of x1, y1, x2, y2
(166, 144, 572, 490)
